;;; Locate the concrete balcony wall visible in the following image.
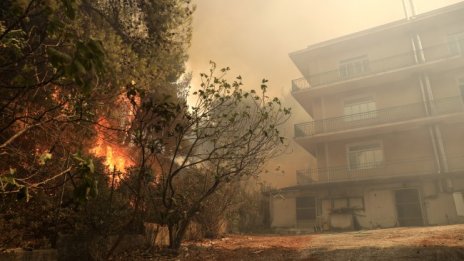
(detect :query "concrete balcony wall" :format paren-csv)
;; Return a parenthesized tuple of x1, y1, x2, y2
(294, 99, 464, 185)
(294, 96, 464, 138)
(293, 42, 462, 92)
(453, 177, 464, 191)
(429, 69, 464, 99)
(382, 130, 435, 162)
(307, 47, 415, 87)
(317, 78, 421, 120)
(419, 21, 464, 51)
(296, 67, 464, 125)
(297, 156, 440, 185)
(301, 34, 412, 83)
(297, 154, 464, 185)
(297, 128, 437, 184)
(293, 15, 464, 91)
(441, 122, 464, 171)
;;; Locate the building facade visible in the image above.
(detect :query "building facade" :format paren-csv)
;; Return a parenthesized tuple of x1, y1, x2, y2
(272, 2, 464, 231)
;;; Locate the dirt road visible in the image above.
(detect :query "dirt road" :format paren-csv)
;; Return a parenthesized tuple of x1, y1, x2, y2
(120, 224, 464, 260)
(174, 225, 464, 260)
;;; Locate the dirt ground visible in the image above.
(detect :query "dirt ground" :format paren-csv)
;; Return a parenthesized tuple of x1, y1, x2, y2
(126, 224, 464, 260)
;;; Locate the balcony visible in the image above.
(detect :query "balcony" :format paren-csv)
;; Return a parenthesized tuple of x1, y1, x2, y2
(295, 96, 464, 138)
(296, 155, 464, 185)
(291, 42, 463, 91)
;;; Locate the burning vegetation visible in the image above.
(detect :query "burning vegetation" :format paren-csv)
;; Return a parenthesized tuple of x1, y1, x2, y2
(0, 1, 289, 259)
(90, 118, 133, 173)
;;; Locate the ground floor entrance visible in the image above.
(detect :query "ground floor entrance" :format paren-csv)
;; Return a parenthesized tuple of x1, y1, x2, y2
(394, 189, 423, 226)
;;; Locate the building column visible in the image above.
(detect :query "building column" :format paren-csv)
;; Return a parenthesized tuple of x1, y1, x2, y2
(413, 33, 449, 174)
(414, 33, 453, 192)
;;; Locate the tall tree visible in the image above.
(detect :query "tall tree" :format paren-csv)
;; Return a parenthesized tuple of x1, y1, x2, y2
(0, 0, 193, 250)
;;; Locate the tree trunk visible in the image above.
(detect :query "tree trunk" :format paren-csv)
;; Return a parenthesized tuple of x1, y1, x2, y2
(168, 218, 191, 250)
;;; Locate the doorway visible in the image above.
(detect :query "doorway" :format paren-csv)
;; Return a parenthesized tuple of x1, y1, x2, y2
(395, 189, 424, 226)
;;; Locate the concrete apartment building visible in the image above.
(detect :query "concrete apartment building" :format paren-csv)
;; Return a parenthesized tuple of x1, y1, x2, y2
(271, 2, 464, 231)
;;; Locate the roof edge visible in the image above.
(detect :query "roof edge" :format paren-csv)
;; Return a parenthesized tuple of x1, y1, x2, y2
(290, 1, 464, 57)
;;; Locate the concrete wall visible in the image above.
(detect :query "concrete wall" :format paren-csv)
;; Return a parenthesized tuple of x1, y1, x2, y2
(272, 179, 464, 230)
(315, 77, 422, 120)
(420, 179, 464, 225)
(424, 192, 457, 225)
(452, 177, 464, 191)
(330, 213, 354, 230)
(359, 188, 397, 228)
(271, 196, 296, 228)
(304, 31, 411, 80)
(419, 20, 464, 50)
(309, 68, 464, 122)
(441, 123, 464, 171)
(429, 69, 463, 99)
(317, 128, 436, 172)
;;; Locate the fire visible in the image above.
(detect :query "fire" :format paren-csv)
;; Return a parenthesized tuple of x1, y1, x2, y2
(104, 146, 126, 172)
(91, 117, 134, 174)
(90, 92, 140, 180)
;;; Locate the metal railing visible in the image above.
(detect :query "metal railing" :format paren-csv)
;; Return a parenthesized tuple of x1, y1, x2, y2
(291, 42, 462, 91)
(296, 154, 464, 185)
(295, 96, 464, 138)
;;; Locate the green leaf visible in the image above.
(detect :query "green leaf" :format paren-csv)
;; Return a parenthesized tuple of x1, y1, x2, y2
(47, 18, 65, 35)
(62, 0, 77, 19)
(72, 60, 86, 75)
(48, 47, 72, 66)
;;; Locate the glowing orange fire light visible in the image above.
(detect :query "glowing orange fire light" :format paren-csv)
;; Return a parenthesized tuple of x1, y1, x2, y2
(90, 118, 134, 173)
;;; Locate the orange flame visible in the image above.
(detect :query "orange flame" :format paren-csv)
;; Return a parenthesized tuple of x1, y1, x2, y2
(90, 118, 134, 174)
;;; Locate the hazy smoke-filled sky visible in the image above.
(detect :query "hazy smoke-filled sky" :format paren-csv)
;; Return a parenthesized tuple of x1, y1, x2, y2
(187, 0, 463, 188)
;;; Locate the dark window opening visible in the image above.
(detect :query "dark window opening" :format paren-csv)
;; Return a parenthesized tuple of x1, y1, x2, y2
(296, 196, 316, 220)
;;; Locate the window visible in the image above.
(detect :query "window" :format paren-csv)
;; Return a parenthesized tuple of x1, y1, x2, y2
(332, 197, 364, 209)
(296, 196, 316, 220)
(339, 55, 370, 78)
(321, 197, 365, 215)
(448, 32, 464, 54)
(348, 142, 383, 170)
(333, 198, 348, 209)
(344, 97, 377, 122)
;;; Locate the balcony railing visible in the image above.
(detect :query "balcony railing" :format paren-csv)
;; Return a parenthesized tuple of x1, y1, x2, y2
(295, 96, 464, 138)
(291, 42, 462, 91)
(296, 155, 464, 185)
